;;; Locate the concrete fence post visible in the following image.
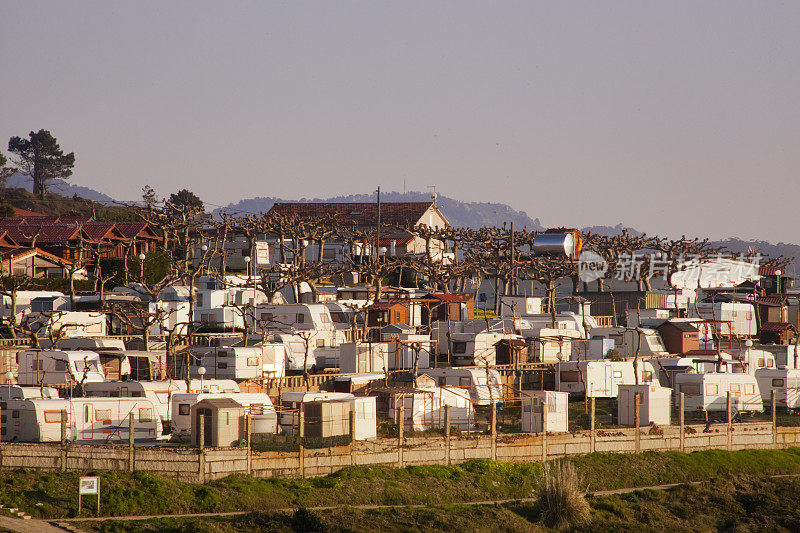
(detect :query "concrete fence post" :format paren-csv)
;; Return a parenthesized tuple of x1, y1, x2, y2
(298, 409, 305, 479)
(726, 392, 732, 451)
(490, 401, 497, 461)
(246, 413, 252, 475)
(541, 399, 548, 463)
(198, 413, 206, 483)
(60, 409, 68, 472)
(528, 397, 534, 435)
(589, 396, 596, 453)
(444, 404, 451, 466)
(679, 392, 685, 453)
(128, 415, 135, 472)
(397, 403, 405, 468)
(772, 390, 777, 448)
(634, 393, 641, 453)
(349, 410, 356, 467)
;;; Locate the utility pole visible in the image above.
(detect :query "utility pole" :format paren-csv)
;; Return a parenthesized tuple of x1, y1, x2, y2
(376, 186, 381, 265)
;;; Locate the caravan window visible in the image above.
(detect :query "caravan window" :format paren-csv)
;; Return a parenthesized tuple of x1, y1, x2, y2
(730, 383, 740, 393)
(84, 405, 91, 423)
(32, 360, 43, 372)
(95, 409, 112, 421)
(218, 362, 228, 369)
(459, 377, 471, 387)
(744, 384, 755, 394)
(773, 379, 785, 387)
(44, 410, 63, 423)
(11, 410, 19, 419)
(261, 312, 274, 322)
(642, 371, 653, 383)
(758, 358, 765, 368)
(178, 404, 190, 416)
(55, 360, 67, 372)
(453, 342, 467, 354)
(438, 377, 446, 386)
(560, 371, 580, 383)
(706, 384, 719, 396)
(138, 408, 153, 422)
(247, 357, 260, 367)
(612, 370, 622, 379)
(316, 340, 325, 348)
(296, 313, 306, 324)
(768, 359, 775, 368)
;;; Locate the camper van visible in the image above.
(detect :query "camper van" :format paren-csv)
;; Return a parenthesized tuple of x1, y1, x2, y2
(754, 368, 800, 409)
(0, 385, 59, 401)
(675, 372, 763, 413)
(420, 368, 504, 405)
(556, 360, 658, 398)
(191, 345, 286, 381)
(170, 392, 274, 438)
(0, 397, 162, 442)
(17, 350, 105, 387)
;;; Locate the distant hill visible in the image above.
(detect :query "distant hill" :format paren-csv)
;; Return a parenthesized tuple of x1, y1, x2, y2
(6, 172, 115, 203)
(580, 224, 645, 238)
(1, 186, 138, 221)
(215, 190, 545, 231)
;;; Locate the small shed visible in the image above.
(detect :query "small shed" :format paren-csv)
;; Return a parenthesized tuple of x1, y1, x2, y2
(617, 384, 672, 426)
(760, 322, 797, 345)
(494, 338, 529, 366)
(366, 301, 409, 328)
(191, 398, 244, 447)
(303, 399, 352, 438)
(657, 321, 699, 355)
(520, 390, 568, 433)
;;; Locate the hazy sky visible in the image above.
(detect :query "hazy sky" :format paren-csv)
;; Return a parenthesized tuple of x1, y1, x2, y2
(2, 2, 799, 242)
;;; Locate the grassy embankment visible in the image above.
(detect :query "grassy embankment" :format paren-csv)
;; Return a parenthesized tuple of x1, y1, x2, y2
(3, 448, 800, 523)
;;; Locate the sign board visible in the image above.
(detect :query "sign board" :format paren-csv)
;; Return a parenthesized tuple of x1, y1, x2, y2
(79, 477, 99, 495)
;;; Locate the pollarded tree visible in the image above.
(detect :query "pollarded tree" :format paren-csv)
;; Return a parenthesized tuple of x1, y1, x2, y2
(8, 130, 75, 200)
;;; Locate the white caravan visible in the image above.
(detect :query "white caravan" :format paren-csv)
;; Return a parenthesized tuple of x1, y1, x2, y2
(191, 344, 286, 380)
(17, 350, 105, 387)
(450, 332, 524, 366)
(0, 386, 59, 401)
(0, 397, 162, 442)
(170, 392, 275, 438)
(590, 327, 669, 358)
(691, 302, 757, 337)
(391, 387, 474, 432)
(675, 373, 763, 413)
(617, 384, 672, 426)
(420, 368, 504, 405)
(556, 360, 658, 398)
(520, 390, 569, 433)
(754, 369, 800, 409)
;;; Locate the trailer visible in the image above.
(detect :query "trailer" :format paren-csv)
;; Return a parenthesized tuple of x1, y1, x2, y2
(0, 397, 162, 442)
(16, 350, 105, 387)
(450, 332, 523, 366)
(391, 387, 474, 432)
(84, 380, 191, 429)
(556, 360, 658, 398)
(419, 367, 503, 405)
(191, 345, 286, 381)
(675, 373, 763, 413)
(754, 368, 800, 409)
(0, 385, 59, 401)
(170, 392, 275, 438)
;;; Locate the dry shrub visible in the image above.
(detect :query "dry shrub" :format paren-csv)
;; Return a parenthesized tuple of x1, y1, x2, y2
(536, 459, 591, 529)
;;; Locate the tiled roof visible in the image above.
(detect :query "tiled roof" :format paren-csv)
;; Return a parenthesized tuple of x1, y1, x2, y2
(268, 202, 443, 228)
(761, 322, 795, 332)
(759, 266, 790, 276)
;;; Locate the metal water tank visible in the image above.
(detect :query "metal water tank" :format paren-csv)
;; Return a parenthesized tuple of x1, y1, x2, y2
(532, 232, 576, 258)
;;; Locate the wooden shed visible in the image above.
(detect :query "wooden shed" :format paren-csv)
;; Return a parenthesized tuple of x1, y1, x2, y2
(657, 321, 700, 355)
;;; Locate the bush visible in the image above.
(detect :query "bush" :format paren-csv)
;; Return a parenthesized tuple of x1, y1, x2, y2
(536, 460, 590, 529)
(291, 507, 327, 532)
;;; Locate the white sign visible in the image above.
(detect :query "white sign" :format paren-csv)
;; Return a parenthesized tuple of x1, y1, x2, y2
(79, 477, 99, 495)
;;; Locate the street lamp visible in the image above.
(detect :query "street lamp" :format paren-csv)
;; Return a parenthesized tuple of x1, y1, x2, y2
(198, 366, 206, 390)
(138, 253, 146, 278)
(776, 269, 783, 295)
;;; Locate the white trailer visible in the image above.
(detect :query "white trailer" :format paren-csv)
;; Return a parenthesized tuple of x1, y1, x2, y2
(42, 311, 107, 338)
(520, 390, 569, 433)
(279, 391, 355, 429)
(170, 392, 275, 438)
(617, 384, 672, 426)
(556, 360, 658, 398)
(754, 368, 800, 409)
(17, 350, 105, 387)
(0, 385, 59, 401)
(419, 367, 503, 405)
(339, 342, 389, 374)
(192, 345, 286, 381)
(450, 332, 523, 366)
(0, 397, 162, 442)
(692, 302, 757, 337)
(675, 373, 763, 413)
(391, 387, 474, 432)
(84, 380, 196, 428)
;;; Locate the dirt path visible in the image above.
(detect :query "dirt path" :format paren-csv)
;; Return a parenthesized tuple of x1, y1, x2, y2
(0, 515, 70, 533)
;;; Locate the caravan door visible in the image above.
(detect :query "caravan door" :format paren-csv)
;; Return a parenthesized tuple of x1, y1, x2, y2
(81, 403, 94, 440)
(603, 364, 612, 397)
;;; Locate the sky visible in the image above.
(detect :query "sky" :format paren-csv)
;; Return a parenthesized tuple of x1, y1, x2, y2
(2, 2, 800, 242)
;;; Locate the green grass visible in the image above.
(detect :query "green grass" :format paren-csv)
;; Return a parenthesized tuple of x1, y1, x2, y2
(5, 449, 800, 521)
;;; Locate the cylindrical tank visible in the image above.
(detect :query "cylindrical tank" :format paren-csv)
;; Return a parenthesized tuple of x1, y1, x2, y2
(532, 232, 576, 258)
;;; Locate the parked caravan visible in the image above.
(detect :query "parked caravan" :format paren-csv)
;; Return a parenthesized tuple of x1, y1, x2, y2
(191, 345, 286, 380)
(675, 373, 763, 413)
(50, 337, 126, 352)
(420, 367, 504, 405)
(391, 387, 474, 432)
(16, 350, 105, 387)
(279, 391, 355, 430)
(170, 392, 275, 438)
(617, 384, 672, 426)
(589, 327, 669, 358)
(520, 390, 569, 433)
(754, 368, 800, 409)
(528, 328, 583, 362)
(0, 397, 162, 442)
(692, 302, 757, 337)
(556, 360, 657, 398)
(0, 386, 59, 401)
(84, 380, 194, 428)
(333, 373, 385, 394)
(338, 342, 390, 374)
(41, 311, 107, 338)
